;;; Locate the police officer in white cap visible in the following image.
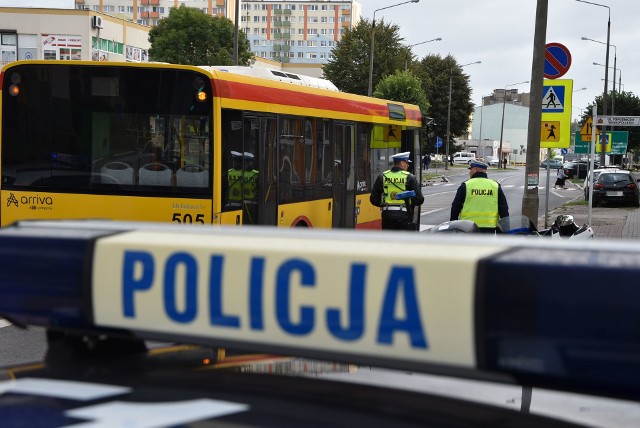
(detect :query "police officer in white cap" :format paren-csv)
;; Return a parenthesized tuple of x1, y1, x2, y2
(450, 159, 509, 233)
(370, 151, 424, 231)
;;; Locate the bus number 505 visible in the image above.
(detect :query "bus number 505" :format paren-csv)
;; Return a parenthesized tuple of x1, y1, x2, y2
(172, 213, 205, 224)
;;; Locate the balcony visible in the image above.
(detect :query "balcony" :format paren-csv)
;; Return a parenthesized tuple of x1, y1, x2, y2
(342, 9, 351, 15)
(140, 0, 160, 5)
(141, 11, 149, 18)
(274, 21, 282, 27)
(75, 0, 85, 4)
(273, 9, 282, 15)
(216, 0, 224, 6)
(283, 9, 291, 15)
(282, 45, 290, 52)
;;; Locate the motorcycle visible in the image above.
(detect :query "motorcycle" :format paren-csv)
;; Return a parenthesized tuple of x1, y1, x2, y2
(498, 214, 594, 240)
(429, 214, 594, 240)
(539, 214, 594, 240)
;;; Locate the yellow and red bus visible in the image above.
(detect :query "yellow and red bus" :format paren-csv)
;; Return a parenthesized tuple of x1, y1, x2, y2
(0, 60, 423, 229)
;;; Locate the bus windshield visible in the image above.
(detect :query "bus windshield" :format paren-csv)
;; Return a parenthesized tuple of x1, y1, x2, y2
(2, 63, 212, 193)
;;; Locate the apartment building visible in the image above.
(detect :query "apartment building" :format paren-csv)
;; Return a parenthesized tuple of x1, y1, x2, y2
(76, 0, 362, 65)
(0, 7, 150, 64)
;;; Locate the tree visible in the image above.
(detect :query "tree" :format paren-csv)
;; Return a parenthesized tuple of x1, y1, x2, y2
(149, 5, 253, 66)
(374, 70, 429, 115)
(323, 19, 406, 95)
(413, 54, 474, 155)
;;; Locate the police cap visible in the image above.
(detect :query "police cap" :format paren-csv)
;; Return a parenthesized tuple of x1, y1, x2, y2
(390, 152, 412, 163)
(468, 160, 488, 169)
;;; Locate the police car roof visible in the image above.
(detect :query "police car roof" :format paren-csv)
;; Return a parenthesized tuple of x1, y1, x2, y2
(2, 217, 640, 422)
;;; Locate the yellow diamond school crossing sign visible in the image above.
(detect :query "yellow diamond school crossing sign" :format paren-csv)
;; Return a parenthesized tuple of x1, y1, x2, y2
(541, 79, 572, 148)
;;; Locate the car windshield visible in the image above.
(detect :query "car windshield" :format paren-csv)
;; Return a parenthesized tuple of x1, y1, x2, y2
(600, 173, 631, 183)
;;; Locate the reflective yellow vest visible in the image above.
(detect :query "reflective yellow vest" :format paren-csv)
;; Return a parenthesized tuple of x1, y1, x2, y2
(243, 169, 259, 201)
(382, 170, 409, 206)
(228, 168, 259, 202)
(460, 177, 499, 227)
(228, 168, 243, 202)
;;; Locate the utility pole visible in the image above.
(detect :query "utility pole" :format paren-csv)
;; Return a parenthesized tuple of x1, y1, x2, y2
(522, 0, 548, 226)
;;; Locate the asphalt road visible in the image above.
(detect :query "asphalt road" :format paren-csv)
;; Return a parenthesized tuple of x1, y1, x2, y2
(419, 166, 581, 231)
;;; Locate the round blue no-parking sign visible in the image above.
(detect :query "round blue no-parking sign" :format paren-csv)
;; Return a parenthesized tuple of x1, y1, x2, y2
(544, 42, 572, 79)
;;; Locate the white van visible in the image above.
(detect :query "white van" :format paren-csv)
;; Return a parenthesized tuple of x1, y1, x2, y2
(452, 152, 476, 165)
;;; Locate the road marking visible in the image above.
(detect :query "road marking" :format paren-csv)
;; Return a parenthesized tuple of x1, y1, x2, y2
(421, 206, 450, 216)
(0, 319, 10, 328)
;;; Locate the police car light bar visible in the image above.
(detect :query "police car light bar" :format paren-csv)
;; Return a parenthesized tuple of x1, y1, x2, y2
(0, 219, 639, 401)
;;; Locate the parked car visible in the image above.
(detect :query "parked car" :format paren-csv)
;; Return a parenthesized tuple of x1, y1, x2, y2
(563, 160, 599, 179)
(540, 158, 564, 169)
(583, 167, 622, 200)
(451, 151, 476, 165)
(591, 170, 640, 207)
(485, 156, 500, 166)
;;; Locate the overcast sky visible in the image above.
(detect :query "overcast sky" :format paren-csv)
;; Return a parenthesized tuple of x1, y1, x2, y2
(361, 0, 637, 120)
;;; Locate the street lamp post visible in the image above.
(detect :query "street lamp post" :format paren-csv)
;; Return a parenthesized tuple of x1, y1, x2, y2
(601, 79, 623, 92)
(577, 0, 611, 167)
(498, 81, 529, 169)
(368, 0, 419, 96)
(585, 35, 618, 113)
(405, 38, 442, 70)
(593, 61, 621, 114)
(445, 61, 481, 170)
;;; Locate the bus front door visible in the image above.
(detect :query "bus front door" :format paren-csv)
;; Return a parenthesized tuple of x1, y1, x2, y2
(243, 115, 277, 226)
(332, 123, 355, 229)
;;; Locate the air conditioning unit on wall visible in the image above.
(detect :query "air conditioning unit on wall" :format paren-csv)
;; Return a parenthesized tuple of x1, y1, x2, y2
(92, 16, 103, 29)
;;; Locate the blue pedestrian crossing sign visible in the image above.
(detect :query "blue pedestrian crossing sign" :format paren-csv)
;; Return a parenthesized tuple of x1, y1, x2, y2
(542, 85, 565, 113)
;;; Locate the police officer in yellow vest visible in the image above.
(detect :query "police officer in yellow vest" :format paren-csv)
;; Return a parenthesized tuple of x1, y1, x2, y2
(226, 151, 259, 224)
(370, 152, 424, 231)
(227, 151, 245, 209)
(241, 151, 259, 224)
(450, 160, 509, 233)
